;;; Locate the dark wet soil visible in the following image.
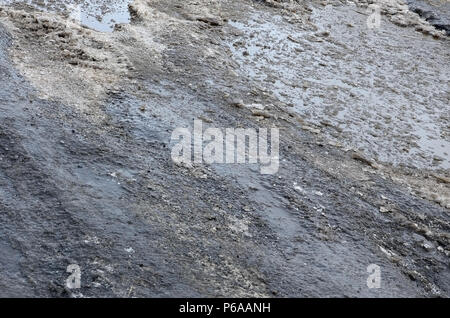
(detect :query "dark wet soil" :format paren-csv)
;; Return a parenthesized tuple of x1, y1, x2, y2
(0, 0, 449, 297)
(407, 0, 450, 34)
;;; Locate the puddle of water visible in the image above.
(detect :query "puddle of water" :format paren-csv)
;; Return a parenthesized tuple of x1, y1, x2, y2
(0, 0, 132, 32)
(227, 5, 450, 170)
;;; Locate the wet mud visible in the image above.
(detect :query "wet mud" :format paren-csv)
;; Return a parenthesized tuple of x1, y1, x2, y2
(0, 0, 449, 297)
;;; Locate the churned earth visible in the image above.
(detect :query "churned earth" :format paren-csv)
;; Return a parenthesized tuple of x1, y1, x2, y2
(0, 0, 448, 297)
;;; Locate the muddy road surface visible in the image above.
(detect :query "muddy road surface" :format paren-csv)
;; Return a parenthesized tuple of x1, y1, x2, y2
(0, 0, 449, 297)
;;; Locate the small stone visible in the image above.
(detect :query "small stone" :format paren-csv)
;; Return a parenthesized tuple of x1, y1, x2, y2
(316, 30, 330, 37)
(422, 243, 433, 251)
(379, 206, 390, 213)
(124, 247, 135, 253)
(231, 99, 244, 108)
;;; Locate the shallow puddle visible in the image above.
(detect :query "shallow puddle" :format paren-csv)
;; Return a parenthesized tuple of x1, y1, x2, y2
(0, 0, 131, 32)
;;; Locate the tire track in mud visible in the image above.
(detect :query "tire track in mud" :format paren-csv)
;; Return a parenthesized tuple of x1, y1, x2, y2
(0, 22, 272, 297)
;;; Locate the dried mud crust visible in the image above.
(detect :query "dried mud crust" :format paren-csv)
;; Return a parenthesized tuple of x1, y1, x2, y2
(0, 0, 449, 297)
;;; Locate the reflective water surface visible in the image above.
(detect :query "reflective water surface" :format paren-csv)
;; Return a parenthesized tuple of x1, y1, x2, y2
(0, 0, 132, 31)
